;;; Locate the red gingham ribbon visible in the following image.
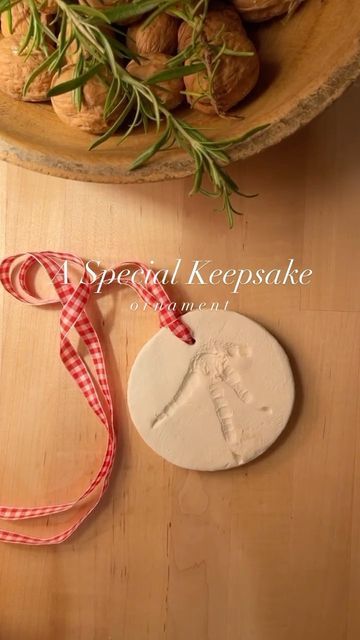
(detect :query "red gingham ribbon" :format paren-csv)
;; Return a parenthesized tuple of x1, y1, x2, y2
(0, 252, 194, 545)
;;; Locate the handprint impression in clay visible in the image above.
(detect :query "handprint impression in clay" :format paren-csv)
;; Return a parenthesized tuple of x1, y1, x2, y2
(151, 341, 272, 457)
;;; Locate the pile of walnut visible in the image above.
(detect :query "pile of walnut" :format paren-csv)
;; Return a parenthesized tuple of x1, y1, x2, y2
(0, 0, 306, 135)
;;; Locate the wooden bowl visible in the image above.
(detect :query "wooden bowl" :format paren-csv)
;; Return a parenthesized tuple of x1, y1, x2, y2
(0, 0, 359, 184)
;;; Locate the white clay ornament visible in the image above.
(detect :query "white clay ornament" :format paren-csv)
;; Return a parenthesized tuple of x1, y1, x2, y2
(128, 310, 294, 471)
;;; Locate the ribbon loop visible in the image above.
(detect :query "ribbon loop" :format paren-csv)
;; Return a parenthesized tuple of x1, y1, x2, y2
(0, 252, 193, 545)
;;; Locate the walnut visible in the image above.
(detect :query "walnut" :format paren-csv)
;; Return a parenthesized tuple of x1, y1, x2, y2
(1, 2, 52, 38)
(126, 13, 179, 55)
(126, 54, 184, 111)
(0, 35, 54, 102)
(178, 6, 259, 114)
(36, 0, 58, 14)
(79, 0, 128, 7)
(51, 65, 124, 134)
(231, 0, 306, 22)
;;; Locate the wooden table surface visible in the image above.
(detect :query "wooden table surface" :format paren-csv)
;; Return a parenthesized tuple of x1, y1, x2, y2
(0, 82, 359, 640)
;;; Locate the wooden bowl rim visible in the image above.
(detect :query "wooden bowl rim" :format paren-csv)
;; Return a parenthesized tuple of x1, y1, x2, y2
(0, 31, 359, 184)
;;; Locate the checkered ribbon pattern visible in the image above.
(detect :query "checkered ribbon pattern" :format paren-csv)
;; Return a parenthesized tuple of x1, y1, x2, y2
(0, 251, 194, 545)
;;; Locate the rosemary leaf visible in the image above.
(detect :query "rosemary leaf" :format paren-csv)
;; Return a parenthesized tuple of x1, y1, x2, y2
(47, 63, 103, 97)
(146, 63, 206, 84)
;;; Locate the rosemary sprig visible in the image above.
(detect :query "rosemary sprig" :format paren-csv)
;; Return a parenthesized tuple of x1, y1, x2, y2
(131, 117, 267, 227)
(0, 0, 268, 225)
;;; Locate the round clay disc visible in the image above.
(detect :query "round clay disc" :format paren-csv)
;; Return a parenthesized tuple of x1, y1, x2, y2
(127, 310, 294, 471)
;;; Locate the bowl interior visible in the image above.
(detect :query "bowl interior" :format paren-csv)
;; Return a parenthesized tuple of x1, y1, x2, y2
(0, 0, 359, 183)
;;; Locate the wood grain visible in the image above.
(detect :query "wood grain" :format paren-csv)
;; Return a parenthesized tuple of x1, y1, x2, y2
(0, 82, 359, 640)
